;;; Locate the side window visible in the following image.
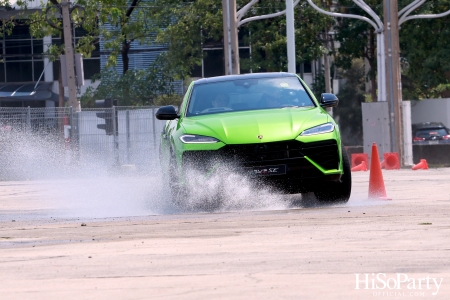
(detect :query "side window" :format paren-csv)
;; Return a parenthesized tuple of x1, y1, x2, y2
(187, 88, 199, 115)
(181, 83, 195, 115)
(187, 88, 213, 114)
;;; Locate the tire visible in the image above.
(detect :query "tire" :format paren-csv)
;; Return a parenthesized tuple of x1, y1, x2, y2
(313, 145, 352, 204)
(204, 180, 225, 211)
(169, 155, 225, 211)
(300, 192, 317, 208)
(168, 154, 187, 206)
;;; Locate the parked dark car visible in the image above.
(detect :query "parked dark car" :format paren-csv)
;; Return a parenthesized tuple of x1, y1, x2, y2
(412, 122, 450, 144)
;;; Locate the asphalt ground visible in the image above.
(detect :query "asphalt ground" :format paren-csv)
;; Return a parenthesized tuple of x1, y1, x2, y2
(0, 167, 449, 299)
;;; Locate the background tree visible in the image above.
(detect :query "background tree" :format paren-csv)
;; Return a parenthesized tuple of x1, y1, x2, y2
(0, 1, 20, 38)
(26, 0, 155, 73)
(334, 59, 365, 146)
(314, 0, 450, 101)
(20, 0, 71, 107)
(20, 0, 162, 107)
(150, 0, 223, 79)
(80, 54, 182, 107)
(330, 0, 381, 102)
(399, 0, 450, 100)
(151, 0, 333, 78)
(78, 0, 157, 74)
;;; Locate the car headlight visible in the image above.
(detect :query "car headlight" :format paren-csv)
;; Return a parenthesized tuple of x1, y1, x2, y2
(300, 123, 335, 136)
(180, 134, 220, 144)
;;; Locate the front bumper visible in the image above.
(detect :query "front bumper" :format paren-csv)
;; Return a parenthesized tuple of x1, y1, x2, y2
(181, 139, 342, 192)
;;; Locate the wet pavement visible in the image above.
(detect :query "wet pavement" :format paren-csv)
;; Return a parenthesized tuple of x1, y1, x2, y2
(1, 168, 450, 299)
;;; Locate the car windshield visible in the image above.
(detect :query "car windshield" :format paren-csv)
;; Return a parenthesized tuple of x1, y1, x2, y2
(186, 76, 315, 117)
(415, 128, 448, 138)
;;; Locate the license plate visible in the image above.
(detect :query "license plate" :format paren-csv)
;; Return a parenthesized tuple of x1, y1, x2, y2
(429, 140, 439, 145)
(247, 165, 286, 176)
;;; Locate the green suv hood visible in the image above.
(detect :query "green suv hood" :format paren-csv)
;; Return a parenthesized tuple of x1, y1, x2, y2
(181, 108, 330, 144)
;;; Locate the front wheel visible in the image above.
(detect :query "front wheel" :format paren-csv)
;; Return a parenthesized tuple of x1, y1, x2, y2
(168, 154, 187, 206)
(313, 146, 352, 204)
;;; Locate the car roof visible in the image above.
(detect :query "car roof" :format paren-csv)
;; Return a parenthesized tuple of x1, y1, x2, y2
(412, 122, 446, 130)
(193, 72, 297, 85)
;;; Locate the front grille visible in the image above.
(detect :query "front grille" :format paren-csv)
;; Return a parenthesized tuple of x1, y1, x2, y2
(299, 140, 340, 170)
(182, 139, 340, 176)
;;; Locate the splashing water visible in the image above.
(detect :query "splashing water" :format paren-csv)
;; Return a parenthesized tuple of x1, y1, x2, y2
(1, 132, 292, 219)
(177, 167, 289, 212)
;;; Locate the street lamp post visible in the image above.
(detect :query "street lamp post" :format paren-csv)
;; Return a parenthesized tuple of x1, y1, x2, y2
(306, 0, 386, 102)
(306, 0, 450, 166)
(223, 0, 301, 75)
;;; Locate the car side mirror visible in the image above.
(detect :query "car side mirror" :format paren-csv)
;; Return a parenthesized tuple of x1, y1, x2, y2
(320, 93, 339, 108)
(155, 105, 179, 120)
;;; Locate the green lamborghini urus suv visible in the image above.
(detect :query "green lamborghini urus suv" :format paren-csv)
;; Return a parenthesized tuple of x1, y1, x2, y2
(156, 72, 351, 204)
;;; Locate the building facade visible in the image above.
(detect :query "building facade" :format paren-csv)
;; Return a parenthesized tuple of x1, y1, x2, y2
(1, 3, 101, 108)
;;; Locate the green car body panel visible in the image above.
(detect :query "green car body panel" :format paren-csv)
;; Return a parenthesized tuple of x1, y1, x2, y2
(157, 72, 349, 199)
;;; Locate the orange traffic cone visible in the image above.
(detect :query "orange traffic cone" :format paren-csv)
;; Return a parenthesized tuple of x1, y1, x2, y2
(351, 161, 368, 172)
(383, 152, 400, 170)
(368, 143, 391, 200)
(412, 159, 428, 170)
(351, 153, 369, 170)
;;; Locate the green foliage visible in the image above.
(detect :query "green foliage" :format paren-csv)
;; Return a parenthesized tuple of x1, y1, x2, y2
(330, 0, 450, 100)
(0, 1, 22, 39)
(311, 71, 325, 100)
(151, 0, 333, 75)
(311, 65, 335, 99)
(240, 1, 333, 71)
(399, 0, 450, 99)
(16, 0, 450, 105)
(331, 0, 381, 100)
(334, 59, 365, 146)
(150, 0, 224, 78)
(19, 0, 335, 86)
(22, 0, 158, 73)
(81, 0, 157, 72)
(80, 54, 181, 107)
(153, 94, 184, 107)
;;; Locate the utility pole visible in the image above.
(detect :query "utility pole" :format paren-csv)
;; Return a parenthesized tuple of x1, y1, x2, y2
(384, 0, 403, 162)
(323, 33, 332, 116)
(61, 0, 80, 111)
(222, 0, 239, 75)
(222, 0, 231, 75)
(286, 0, 296, 73)
(323, 34, 331, 93)
(230, 0, 239, 74)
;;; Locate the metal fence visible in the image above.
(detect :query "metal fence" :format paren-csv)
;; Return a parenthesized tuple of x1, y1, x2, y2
(0, 106, 166, 180)
(0, 107, 63, 134)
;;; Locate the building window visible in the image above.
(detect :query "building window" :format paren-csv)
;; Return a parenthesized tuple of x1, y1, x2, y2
(0, 22, 47, 82)
(6, 61, 33, 82)
(52, 28, 100, 81)
(0, 22, 41, 82)
(0, 21, 100, 83)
